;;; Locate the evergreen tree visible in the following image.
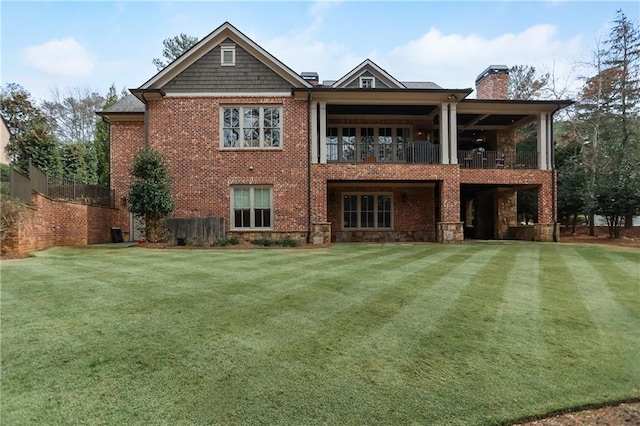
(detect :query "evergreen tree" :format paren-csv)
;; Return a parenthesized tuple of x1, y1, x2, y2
(94, 84, 121, 186)
(152, 33, 199, 70)
(128, 147, 174, 242)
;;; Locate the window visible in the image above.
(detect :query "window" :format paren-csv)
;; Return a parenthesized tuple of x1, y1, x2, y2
(360, 76, 375, 88)
(222, 106, 282, 149)
(232, 186, 272, 229)
(221, 45, 235, 66)
(343, 194, 392, 229)
(327, 126, 411, 162)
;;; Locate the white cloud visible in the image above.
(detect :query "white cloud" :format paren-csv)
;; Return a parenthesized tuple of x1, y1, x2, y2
(23, 37, 95, 77)
(383, 24, 584, 95)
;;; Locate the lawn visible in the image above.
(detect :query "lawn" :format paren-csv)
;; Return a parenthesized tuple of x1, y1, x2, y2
(1, 242, 639, 425)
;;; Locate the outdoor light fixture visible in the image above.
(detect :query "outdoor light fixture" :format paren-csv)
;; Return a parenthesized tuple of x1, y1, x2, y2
(401, 193, 408, 203)
(249, 166, 254, 171)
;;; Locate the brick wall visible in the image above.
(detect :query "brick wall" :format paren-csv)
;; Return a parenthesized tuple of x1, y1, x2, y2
(110, 120, 145, 240)
(109, 96, 309, 240)
(3, 192, 118, 255)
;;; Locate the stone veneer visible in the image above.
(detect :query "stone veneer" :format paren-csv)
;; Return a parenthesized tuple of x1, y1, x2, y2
(437, 222, 464, 243)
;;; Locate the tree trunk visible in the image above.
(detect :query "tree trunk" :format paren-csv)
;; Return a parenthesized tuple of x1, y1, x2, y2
(624, 214, 634, 228)
(589, 213, 596, 236)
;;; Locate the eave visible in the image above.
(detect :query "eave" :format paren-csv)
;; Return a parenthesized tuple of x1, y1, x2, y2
(292, 88, 473, 104)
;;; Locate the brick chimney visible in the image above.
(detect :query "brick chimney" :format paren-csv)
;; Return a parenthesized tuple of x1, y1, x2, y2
(475, 65, 509, 99)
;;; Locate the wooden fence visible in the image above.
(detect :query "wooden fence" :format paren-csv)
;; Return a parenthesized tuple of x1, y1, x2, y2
(165, 216, 225, 244)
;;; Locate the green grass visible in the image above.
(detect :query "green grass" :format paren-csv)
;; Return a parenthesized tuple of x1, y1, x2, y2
(1, 242, 639, 425)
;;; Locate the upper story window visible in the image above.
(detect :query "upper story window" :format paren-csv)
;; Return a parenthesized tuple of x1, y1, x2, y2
(221, 45, 236, 66)
(221, 106, 282, 149)
(360, 76, 375, 88)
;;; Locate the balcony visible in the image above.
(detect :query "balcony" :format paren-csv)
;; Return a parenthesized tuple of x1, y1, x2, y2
(458, 150, 538, 169)
(327, 141, 440, 164)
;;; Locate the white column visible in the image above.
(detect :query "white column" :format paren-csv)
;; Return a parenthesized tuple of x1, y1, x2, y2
(546, 112, 553, 169)
(319, 101, 327, 164)
(449, 103, 458, 164)
(310, 101, 318, 163)
(537, 113, 548, 170)
(440, 103, 450, 164)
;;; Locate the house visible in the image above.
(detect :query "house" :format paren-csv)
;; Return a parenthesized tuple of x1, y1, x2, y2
(1, 116, 10, 165)
(99, 22, 572, 244)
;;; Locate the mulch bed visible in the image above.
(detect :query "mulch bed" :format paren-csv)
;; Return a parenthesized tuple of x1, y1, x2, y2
(514, 401, 640, 425)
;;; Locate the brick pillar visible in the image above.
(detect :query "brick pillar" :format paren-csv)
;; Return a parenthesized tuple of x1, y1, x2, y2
(437, 176, 463, 243)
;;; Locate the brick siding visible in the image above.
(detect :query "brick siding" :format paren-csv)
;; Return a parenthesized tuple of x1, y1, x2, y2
(3, 192, 118, 255)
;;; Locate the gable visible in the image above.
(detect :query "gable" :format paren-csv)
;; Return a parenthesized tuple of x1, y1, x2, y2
(139, 22, 310, 92)
(162, 39, 294, 93)
(333, 60, 405, 89)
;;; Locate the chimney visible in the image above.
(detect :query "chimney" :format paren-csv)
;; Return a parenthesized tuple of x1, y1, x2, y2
(301, 71, 319, 86)
(475, 65, 509, 99)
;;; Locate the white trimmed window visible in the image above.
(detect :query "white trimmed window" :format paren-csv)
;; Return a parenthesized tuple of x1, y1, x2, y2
(232, 186, 273, 229)
(343, 193, 392, 229)
(221, 106, 282, 149)
(360, 76, 375, 88)
(221, 45, 236, 66)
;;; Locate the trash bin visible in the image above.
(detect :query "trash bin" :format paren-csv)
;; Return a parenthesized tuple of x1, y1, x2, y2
(111, 227, 123, 243)
(176, 236, 186, 246)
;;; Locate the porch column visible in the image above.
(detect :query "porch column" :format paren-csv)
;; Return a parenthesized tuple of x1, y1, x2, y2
(310, 101, 318, 163)
(537, 113, 548, 170)
(449, 103, 458, 164)
(319, 101, 327, 164)
(439, 103, 450, 164)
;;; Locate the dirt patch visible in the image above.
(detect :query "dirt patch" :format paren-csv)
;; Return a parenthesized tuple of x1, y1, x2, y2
(514, 401, 640, 425)
(559, 225, 640, 249)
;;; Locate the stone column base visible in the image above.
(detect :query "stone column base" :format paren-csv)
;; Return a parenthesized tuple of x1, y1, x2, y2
(437, 222, 464, 243)
(534, 223, 557, 242)
(311, 222, 332, 245)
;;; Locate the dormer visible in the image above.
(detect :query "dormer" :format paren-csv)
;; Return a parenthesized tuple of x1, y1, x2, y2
(332, 59, 405, 89)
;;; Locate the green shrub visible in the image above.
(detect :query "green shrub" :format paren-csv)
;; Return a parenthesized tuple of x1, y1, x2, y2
(250, 238, 276, 246)
(279, 238, 300, 247)
(214, 238, 239, 247)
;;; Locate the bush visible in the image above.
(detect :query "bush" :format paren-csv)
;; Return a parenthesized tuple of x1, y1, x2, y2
(250, 238, 300, 247)
(1, 197, 26, 246)
(214, 237, 239, 246)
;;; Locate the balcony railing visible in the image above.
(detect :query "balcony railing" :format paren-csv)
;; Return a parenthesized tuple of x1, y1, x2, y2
(458, 150, 538, 169)
(327, 141, 440, 164)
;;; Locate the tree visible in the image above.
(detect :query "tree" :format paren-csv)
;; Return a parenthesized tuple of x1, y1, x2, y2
(591, 153, 640, 238)
(94, 84, 123, 186)
(41, 86, 105, 145)
(0, 83, 61, 178)
(128, 147, 174, 242)
(508, 65, 550, 100)
(152, 33, 199, 70)
(603, 10, 640, 148)
(557, 155, 589, 233)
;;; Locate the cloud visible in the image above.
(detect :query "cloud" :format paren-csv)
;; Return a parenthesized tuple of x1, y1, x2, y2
(383, 24, 584, 93)
(23, 37, 94, 76)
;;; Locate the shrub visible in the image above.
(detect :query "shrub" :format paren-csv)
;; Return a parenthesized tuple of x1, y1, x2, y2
(279, 238, 300, 247)
(1, 197, 26, 246)
(251, 238, 276, 246)
(214, 238, 240, 246)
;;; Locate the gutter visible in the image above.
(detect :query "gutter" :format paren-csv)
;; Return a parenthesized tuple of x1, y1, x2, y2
(306, 89, 312, 244)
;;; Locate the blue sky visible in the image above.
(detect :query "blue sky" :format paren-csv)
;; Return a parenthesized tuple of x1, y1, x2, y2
(1, 1, 638, 102)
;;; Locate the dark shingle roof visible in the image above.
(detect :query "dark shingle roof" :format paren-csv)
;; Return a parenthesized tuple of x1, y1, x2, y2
(100, 94, 145, 113)
(402, 81, 442, 89)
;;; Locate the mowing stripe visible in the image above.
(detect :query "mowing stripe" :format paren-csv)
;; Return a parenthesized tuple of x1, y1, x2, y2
(565, 247, 640, 339)
(324, 245, 508, 377)
(592, 250, 640, 316)
(228, 244, 473, 349)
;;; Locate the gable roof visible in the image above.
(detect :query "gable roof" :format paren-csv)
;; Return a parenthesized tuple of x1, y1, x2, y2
(138, 21, 312, 91)
(332, 59, 406, 89)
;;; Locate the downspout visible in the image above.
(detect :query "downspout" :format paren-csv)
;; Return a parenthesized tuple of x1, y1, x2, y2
(306, 89, 312, 244)
(140, 92, 150, 147)
(551, 105, 561, 242)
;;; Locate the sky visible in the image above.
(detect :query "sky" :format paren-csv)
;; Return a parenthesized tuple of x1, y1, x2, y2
(1, 1, 639, 102)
